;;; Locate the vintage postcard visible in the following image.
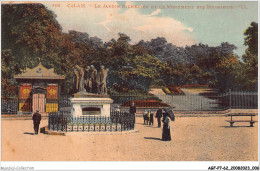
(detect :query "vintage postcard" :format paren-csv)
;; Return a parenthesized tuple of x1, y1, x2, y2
(1, 0, 259, 170)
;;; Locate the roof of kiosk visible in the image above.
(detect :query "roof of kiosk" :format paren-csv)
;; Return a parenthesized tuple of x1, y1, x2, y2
(14, 62, 65, 80)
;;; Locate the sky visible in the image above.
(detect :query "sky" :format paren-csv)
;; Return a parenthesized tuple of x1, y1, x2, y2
(41, 1, 258, 57)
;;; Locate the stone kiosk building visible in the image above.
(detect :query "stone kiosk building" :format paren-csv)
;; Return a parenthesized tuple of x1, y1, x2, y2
(14, 63, 65, 114)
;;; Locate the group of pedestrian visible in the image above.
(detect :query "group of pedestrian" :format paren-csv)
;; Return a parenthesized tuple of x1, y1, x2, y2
(143, 108, 173, 141)
(143, 109, 163, 127)
(143, 110, 154, 125)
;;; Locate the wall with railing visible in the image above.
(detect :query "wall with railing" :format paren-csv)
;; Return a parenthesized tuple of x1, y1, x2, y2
(48, 111, 135, 132)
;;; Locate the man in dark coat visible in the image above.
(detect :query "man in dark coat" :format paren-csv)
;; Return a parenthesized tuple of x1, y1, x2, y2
(149, 110, 154, 125)
(155, 109, 162, 127)
(129, 102, 136, 128)
(32, 110, 41, 135)
(129, 101, 136, 115)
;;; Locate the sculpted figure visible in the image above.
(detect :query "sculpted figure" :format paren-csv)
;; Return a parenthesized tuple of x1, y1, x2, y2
(73, 67, 80, 92)
(84, 66, 92, 93)
(97, 65, 109, 94)
(89, 65, 98, 93)
(74, 65, 85, 93)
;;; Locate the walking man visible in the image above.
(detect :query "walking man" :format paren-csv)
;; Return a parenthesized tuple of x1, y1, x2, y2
(149, 110, 154, 126)
(155, 109, 162, 128)
(129, 102, 136, 128)
(32, 110, 41, 135)
(143, 110, 148, 125)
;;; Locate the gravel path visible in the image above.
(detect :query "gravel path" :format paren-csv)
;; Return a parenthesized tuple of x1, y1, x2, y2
(1, 116, 258, 161)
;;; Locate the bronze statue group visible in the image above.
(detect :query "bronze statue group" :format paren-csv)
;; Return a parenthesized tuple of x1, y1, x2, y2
(74, 65, 109, 94)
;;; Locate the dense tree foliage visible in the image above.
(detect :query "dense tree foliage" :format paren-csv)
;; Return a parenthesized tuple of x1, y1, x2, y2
(241, 22, 258, 91)
(1, 4, 258, 96)
(1, 4, 93, 95)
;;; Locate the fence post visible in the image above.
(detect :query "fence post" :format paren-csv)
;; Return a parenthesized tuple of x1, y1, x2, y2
(105, 116, 107, 132)
(88, 115, 90, 132)
(48, 114, 50, 130)
(171, 95, 173, 108)
(229, 89, 232, 111)
(99, 115, 101, 132)
(65, 117, 67, 132)
(200, 97, 202, 111)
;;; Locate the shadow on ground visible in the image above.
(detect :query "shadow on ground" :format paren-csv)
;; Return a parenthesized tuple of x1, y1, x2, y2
(220, 126, 253, 128)
(144, 126, 159, 128)
(24, 132, 34, 135)
(144, 137, 161, 141)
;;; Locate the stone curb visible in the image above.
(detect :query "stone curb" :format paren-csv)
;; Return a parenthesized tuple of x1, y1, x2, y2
(40, 125, 139, 136)
(40, 126, 65, 136)
(59, 129, 139, 136)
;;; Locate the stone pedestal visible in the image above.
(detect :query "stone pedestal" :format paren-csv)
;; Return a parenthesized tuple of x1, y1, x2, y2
(70, 92, 113, 117)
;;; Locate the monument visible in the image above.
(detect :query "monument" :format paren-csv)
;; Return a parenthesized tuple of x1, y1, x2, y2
(70, 65, 113, 117)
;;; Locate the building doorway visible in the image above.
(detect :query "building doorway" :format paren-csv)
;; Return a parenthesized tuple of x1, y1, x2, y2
(32, 93, 45, 114)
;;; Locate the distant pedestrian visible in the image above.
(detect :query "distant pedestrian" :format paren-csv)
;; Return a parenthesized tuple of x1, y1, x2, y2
(129, 101, 136, 128)
(149, 110, 154, 125)
(143, 109, 148, 125)
(129, 101, 136, 115)
(32, 110, 41, 135)
(162, 111, 171, 141)
(155, 109, 162, 128)
(146, 110, 150, 125)
(115, 106, 120, 112)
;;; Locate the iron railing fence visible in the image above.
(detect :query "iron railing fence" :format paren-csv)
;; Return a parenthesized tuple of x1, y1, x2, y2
(59, 95, 72, 112)
(1, 91, 258, 114)
(152, 91, 257, 111)
(110, 92, 257, 111)
(154, 93, 230, 111)
(48, 111, 135, 132)
(1, 98, 19, 114)
(229, 91, 258, 109)
(1, 95, 72, 115)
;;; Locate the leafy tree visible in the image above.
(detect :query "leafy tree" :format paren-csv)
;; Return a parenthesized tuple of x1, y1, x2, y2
(1, 4, 94, 94)
(243, 22, 258, 55)
(215, 54, 242, 91)
(105, 34, 166, 92)
(1, 50, 19, 97)
(2, 3, 63, 69)
(241, 22, 258, 91)
(138, 37, 193, 64)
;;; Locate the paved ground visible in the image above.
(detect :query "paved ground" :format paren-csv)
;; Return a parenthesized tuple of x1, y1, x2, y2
(1, 115, 258, 161)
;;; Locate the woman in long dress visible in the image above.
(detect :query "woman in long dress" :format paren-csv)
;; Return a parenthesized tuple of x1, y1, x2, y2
(162, 113, 171, 141)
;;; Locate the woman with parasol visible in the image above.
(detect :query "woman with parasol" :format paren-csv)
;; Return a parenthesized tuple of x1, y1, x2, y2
(162, 108, 175, 141)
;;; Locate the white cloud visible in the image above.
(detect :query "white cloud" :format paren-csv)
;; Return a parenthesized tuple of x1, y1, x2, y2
(151, 9, 161, 16)
(145, 9, 161, 17)
(43, 1, 195, 47)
